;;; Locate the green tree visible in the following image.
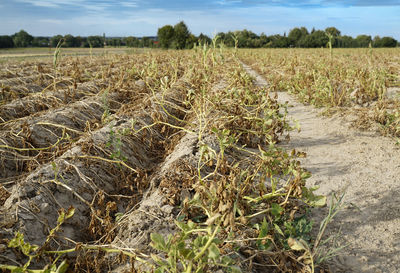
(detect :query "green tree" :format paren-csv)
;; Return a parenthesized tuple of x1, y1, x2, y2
(32, 37, 49, 47)
(288, 27, 309, 47)
(325, 27, 341, 47)
(302, 30, 329, 47)
(338, 35, 356, 48)
(64, 34, 80, 47)
(173, 21, 190, 49)
(75, 36, 84, 47)
(325, 27, 341, 37)
(0, 35, 14, 48)
(108, 38, 123, 47)
(355, 35, 372, 47)
(12, 30, 33, 47)
(374, 36, 397, 47)
(267, 35, 290, 48)
(185, 34, 197, 49)
(124, 36, 140, 47)
(140, 37, 153, 47)
(157, 25, 175, 49)
(259, 33, 269, 47)
(87, 36, 103, 47)
(50, 35, 63, 47)
(197, 33, 212, 46)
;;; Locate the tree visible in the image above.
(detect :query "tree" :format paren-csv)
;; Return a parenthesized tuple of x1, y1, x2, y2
(288, 27, 309, 47)
(125, 36, 140, 47)
(157, 25, 175, 49)
(32, 37, 49, 47)
(64, 34, 80, 47)
(325, 27, 341, 47)
(236, 29, 259, 48)
(259, 33, 269, 47)
(373, 36, 397, 47)
(198, 33, 211, 46)
(267, 35, 290, 48)
(50, 35, 63, 47)
(0, 35, 14, 48)
(75, 36, 84, 47)
(108, 38, 123, 47)
(140, 37, 153, 47)
(338, 35, 356, 48)
(87, 36, 103, 47)
(325, 27, 341, 37)
(12, 30, 33, 47)
(185, 34, 197, 49)
(173, 21, 190, 49)
(303, 30, 329, 47)
(355, 35, 372, 47)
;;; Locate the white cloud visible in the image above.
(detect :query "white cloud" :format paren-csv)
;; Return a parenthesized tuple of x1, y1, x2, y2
(16, 0, 86, 8)
(38, 19, 63, 24)
(121, 1, 139, 8)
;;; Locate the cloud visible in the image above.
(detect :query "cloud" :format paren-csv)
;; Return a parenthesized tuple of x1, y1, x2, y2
(226, 0, 400, 7)
(3, 0, 399, 39)
(121, 1, 139, 8)
(38, 19, 63, 24)
(353, 0, 400, 6)
(16, 0, 86, 8)
(15, 0, 137, 11)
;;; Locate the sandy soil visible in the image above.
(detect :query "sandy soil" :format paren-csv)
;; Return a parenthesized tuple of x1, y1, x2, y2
(242, 63, 400, 273)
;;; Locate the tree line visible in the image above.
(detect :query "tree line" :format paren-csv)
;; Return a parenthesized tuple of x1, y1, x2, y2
(1, 23, 398, 49)
(0, 30, 157, 49)
(157, 23, 398, 49)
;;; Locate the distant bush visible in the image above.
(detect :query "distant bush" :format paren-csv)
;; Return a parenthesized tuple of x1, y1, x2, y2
(0, 35, 14, 48)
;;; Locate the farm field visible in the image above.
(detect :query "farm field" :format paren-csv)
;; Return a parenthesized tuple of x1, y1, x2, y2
(0, 47, 132, 62)
(239, 48, 400, 137)
(0, 47, 399, 273)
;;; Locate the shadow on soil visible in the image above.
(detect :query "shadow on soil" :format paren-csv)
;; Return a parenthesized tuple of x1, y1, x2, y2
(314, 186, 400, 273)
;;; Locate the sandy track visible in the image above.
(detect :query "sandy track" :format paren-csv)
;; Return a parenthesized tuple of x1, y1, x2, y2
(242, 63, 400, 273)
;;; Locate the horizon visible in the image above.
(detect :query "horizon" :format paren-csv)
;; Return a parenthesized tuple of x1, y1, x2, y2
(1, 0, 400, 40)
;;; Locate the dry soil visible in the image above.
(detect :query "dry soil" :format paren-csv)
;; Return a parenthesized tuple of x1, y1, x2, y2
(242, 63, 400, 273)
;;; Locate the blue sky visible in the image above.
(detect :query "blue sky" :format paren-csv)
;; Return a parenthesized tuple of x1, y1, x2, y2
(0, 0, 399, 39)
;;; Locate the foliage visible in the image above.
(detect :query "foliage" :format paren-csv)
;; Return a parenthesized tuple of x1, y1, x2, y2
(12, 30, 33, 47)
(173, 21, 191, 49)
(0, 35, 14, 48)
(374, 36, 398, 47)
(158, 25, 175, 49)
(3, 26, 398, 49)
(150, 220, 240, 273)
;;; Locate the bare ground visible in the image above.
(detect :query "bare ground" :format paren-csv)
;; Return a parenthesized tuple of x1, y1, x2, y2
(242, 63, 400, 273)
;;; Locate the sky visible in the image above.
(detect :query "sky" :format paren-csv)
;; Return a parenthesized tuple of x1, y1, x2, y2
(0, 0, 399, 39)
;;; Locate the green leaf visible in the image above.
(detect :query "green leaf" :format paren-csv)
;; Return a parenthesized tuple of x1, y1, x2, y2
(150, 233, 166, 251)
(175, 221, 188, 232)
(302, 186, 327, 207)
(55, 260, 69, 273)
(150, 253, 165, 266)
(257, 218, 271, 250)
(208, 243, 220, 260)
(57, 210, 66, 224)
(154, 267, 165, 273)
(274, 223, 284, 237)
(271, 203, 283, 218)
(230, 265, 242, 273)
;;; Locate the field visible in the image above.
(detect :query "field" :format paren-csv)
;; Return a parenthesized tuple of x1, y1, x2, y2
(239, 48, 400, 136)
(0, 47, 132, 62)
(0, 47, 399, 272)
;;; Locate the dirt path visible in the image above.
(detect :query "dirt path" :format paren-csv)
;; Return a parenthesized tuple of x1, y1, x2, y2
(242, 63, 400, 273)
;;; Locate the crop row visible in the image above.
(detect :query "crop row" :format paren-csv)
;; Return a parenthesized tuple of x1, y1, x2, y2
(239, 48, 400, 136)
(1, 49, 328, 273)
